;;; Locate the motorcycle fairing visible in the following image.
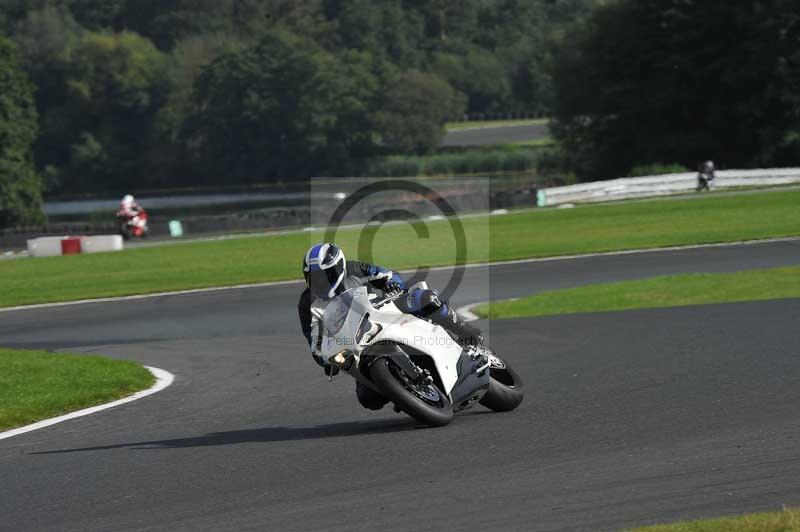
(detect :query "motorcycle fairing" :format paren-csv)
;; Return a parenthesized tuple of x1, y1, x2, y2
(319, 287, 467, 395)
(448, 351, 491, 411)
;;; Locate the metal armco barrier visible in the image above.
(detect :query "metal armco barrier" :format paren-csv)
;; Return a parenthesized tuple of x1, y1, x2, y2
(536, 168, 800, 207)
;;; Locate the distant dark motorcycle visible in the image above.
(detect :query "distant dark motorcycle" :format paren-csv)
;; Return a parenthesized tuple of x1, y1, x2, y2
(116, 209, 149, 240)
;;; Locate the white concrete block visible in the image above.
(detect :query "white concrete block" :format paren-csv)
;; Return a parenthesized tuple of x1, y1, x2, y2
(27, 237, 65, 257)
(81, 235, 124, 254)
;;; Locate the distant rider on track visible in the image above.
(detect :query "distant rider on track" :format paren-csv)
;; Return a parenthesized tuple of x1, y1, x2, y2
(116, 194, 149, 239)
(696, 160, 716, 191)
(118, 194, 143, 218)
(297, 242, 483, 410)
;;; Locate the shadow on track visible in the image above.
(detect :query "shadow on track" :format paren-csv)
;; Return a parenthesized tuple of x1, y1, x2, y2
(31, 417, 426, 454)
(32, 411, 493, 455)
(0, 339, 172, 351)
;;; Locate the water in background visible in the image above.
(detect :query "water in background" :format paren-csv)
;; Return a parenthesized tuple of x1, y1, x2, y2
(44, 191, 320, 218)
(42, 176, 510, 220)
(0, 176, 540, 250)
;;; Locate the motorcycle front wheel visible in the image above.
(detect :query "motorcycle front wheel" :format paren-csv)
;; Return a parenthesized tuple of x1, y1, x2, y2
(370, 357, 453, 427)
(479, 356, 524, 412)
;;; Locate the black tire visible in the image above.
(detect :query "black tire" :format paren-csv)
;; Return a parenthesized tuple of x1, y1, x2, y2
(479, 359, 524, 412)
(370, 357, 453, 427)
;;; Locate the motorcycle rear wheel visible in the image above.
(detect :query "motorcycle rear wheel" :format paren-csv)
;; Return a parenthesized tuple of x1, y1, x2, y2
(370, 357, 453, 427)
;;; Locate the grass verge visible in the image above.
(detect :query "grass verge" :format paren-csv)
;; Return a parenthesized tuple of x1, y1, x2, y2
(510, 137, 555, 147)
(0, 348, 155, 431)
(628, 508, 800, 531)
(1, 189, 799, 308)
(475, 266, 800, 319)
(445, 118, 548, 130)
(365, 145, 542, 177)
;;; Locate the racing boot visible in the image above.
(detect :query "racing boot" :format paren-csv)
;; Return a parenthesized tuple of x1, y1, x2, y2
(433, 305, 484, 347)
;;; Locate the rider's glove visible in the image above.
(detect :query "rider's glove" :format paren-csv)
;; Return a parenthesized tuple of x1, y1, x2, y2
(385, 281, 404, 293)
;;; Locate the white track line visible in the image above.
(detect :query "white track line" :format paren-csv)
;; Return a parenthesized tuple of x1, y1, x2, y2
(0, 279, 304, 313)
(455, 299, 519, 322)
(2, 236, 799, 314)
(456, 303, 481, 322)
(0, 366, 174, 441)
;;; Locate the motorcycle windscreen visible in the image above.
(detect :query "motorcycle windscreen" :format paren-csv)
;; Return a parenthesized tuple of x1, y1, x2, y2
(322, 288, 358, 335)
(320, 287, 368, 357)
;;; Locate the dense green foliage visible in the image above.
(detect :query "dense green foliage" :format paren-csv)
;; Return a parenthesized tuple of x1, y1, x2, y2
(185, 31, 378, 182)
(628, 163, 689, 177)
(0, 37, 44, 226)
(372, 70, 465, 155)
(551, 0, 800, 181)
(3, 0, 797, 214)
(1, 0, 594, 199)
(38, 31, 170, 191)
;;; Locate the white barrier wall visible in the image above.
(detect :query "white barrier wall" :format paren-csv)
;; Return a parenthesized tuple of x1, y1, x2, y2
(537, 168, 800, 207)
(81, 235, 123, 253)
(26, 237, 66, 258)
(27, 235, 124, 257)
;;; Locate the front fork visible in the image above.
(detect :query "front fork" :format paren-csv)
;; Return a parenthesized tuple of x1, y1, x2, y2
(331, 346, 431, 391)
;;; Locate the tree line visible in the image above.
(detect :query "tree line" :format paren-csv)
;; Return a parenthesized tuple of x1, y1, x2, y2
(2, 1, 799, 227)
(0, 1, 592, 221)
(550, 0, 800, 181)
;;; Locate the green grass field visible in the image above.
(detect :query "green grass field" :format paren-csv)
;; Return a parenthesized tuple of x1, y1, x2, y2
(1, 189, 799, 308)
(510, 136, 555, 147)
(445, 118, 548, 131)
(0, 348, 154, 431)
(628, 508, 800, 532)
(475, 266, 800, 319)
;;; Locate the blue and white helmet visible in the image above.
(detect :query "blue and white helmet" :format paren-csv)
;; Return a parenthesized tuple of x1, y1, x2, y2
(303, 242, 346, 300)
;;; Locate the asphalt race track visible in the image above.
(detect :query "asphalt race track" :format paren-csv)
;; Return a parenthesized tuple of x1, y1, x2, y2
(1, 240, 799, 532)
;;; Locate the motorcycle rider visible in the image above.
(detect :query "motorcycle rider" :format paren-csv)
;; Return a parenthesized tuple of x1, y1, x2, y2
(118, 194, 143, 218)
(298, 242, 483, 410)
(696, 160, 716, 191)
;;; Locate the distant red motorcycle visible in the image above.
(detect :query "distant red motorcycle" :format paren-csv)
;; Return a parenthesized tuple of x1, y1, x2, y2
(116, 209, 149, 240)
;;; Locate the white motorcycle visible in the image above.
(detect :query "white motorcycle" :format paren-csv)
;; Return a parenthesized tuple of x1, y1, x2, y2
(319, 283, 524, 426)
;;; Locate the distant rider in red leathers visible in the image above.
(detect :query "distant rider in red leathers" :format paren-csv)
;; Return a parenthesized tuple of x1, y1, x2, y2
(118, 194, 142, 219)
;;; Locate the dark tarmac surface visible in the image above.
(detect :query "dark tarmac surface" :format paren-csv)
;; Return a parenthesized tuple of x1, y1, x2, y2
(1, 240, 799, 531)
